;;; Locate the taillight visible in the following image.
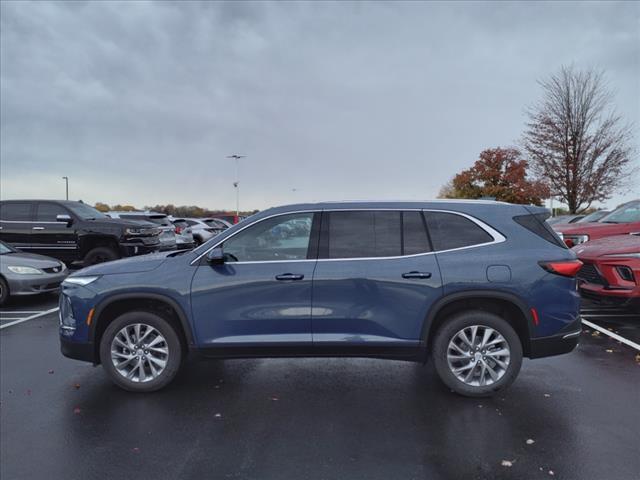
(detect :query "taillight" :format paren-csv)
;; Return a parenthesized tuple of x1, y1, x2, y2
(539, 260, 583, 277)
(175, 226, 182, 234)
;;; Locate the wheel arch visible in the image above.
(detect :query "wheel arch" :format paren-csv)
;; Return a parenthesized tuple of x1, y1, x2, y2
(422, 290, 534, 357)
(78, 234, 120, 258)
(91, 292, 195, 363)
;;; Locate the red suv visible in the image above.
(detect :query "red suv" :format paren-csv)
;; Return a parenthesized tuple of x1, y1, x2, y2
(573, 234, 640, 312)
(555, 200, 640, 247)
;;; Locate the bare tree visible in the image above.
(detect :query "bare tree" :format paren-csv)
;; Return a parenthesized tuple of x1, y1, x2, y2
(523, 66, 635, 213)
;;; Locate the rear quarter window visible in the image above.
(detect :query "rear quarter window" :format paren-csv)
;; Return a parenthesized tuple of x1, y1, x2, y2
(514, 214, 567, 248)
(424, 211, 494, 251)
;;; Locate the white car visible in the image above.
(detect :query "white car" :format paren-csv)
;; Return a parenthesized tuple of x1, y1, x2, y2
(168, 217, 196, 250)
(185, 218, 227, 246)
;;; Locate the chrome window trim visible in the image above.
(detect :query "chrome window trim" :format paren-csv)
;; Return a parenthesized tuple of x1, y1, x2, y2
(191, 208, 505, 265)
(0, 220, 62, 224)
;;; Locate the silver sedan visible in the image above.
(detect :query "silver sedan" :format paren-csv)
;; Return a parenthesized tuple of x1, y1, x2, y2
(0, 241, 68, 306)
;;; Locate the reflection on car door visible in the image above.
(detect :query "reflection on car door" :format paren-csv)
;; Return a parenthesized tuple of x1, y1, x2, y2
(190, 212, 320, 349)
(311, 210, 442, 352)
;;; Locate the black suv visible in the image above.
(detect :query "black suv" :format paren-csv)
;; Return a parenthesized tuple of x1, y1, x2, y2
(0, 200, 162, 265)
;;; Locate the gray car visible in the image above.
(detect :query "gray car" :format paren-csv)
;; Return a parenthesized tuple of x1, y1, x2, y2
(107, 211, 177, 251)
(0, 240, 68, 305)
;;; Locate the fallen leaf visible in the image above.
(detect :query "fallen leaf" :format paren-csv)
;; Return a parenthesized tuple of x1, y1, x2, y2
(591, 331, 600, 337)
(549, 470, 555, 476)
(214, 385, 220, 389)
(132, 447, 140, 453)
(73, 407, 81, 414)
(214, 413, 222, 418)
(73, 384, 80, 390)
(501, 460, 515, 467)
(526, 439, 535, 445)
(544, 393, 551, 398)
(635, 353, 640, 363)
(270, 396, 279, 401)
(48, 370, 54, 374)
(605, 349, 613, 353)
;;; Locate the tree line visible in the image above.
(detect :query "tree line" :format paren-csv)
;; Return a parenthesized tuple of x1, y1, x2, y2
(439, 66, 635, 213)
(93, 202, 258, 218)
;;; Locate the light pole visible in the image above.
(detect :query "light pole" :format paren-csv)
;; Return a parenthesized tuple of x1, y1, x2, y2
(62, 176, 69, 200)
(226, 155, 245, 218)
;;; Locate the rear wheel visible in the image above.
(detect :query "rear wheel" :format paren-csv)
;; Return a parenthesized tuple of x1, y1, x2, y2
(84, 246, 119, 266)
(432, 310, 523, 397)
(99, 311, 183, 392)
(0, 276, 9, 306)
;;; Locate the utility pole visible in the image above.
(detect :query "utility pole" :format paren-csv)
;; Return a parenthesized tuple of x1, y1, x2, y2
(62, 176, 69, 200)
(226, 155, 245, 218)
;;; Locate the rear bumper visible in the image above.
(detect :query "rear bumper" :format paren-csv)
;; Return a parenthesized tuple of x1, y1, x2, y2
(529, 317, 581, 359)
(60, 337, 96, 363)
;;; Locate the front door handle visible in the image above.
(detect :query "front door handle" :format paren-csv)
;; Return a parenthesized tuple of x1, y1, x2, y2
(32, 226, 45, 230)
(275, 273, 305, 281)
(402, 271, 432, 279)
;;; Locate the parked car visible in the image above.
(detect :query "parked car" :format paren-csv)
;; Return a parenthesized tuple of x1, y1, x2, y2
(575, 210, 610, 223)
(0, 200, 162, 266)
(59, 200, 581, 396)
(573, 234, 640, 312)
(107, 212, 177, 251)
(555, 200, 640, 247)
(168, 217, 195, 250)
(185, 218, 227, 245)
(546, 214, 584, 226)
(0, 240, 68, 306)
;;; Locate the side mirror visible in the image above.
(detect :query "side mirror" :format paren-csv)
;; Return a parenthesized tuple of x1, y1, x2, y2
(56, 214, 72, 225)
(206, 247, 225, 264)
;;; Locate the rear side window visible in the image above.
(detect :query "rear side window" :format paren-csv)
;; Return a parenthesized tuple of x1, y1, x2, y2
(0, 203, 32, 221)
(424, 211, 493, 251)
(36, 203, 69, 222)
(514, 214, 566, 248)
(403, 211, 431, 255)
(326, 211, 401, 258)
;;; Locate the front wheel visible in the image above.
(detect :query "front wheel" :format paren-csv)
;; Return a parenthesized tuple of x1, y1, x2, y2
(84, 246, 119, 266)
(0, 276, 9, 306)
(432, 310, 523, 397)
(99, 311, 183, 392)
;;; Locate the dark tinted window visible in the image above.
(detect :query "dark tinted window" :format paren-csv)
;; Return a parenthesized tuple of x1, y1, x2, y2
(514, 214, 566, 248)
(424, 211, 493, 251)
(327, 211, 401, 258)
(36, 203, 69, 222)
(0, 203, 32, 221)
(403, 211, 431, 254)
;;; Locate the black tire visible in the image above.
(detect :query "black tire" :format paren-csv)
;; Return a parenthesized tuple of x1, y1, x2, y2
(193, 236, 203, 246)
(84, 246, 119, 266)
(99, 311, 183, 392)
(432, 310, 523, 398)
(0, 276, 9, 306)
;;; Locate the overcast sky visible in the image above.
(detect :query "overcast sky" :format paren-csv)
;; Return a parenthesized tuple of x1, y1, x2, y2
(1, 1, 638, 211)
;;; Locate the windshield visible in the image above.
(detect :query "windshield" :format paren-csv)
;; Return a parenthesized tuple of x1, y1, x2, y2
(0, 241, 16, 254)
(577, 211, 608, 223)
(599, 202, 640, 224)
(204, 219, 226, 229)
(66, 203, 107, 220)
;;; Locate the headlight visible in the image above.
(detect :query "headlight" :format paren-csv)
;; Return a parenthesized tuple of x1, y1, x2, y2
(7, 266, 43, 275)
(63, 276, 101, 286)
(125, 227, 161, 236)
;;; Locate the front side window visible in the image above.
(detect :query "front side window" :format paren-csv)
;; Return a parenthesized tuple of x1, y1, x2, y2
(222, 212, 315, 262)
(36, 203, 70, 222)
(66, 203, 106, 220)
(424, 211, 494, 251)
(0, 203, 32, 221)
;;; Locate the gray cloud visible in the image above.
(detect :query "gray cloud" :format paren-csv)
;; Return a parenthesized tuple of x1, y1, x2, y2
(1, 1, 638, 210)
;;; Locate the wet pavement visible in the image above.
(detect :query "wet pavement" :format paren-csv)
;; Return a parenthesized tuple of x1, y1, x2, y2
(1, 295, 639, 480)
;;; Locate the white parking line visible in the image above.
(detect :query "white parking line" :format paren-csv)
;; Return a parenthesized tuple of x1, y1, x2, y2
(581, 318, 640, 352)
(0, 308, 59, 330)
(0, 311, 44, 314)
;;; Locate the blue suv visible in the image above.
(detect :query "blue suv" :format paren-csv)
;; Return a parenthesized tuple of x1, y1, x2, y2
(59, 201, 582, 397)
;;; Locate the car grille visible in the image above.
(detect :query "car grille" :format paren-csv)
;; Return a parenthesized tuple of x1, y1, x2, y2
(42, 265, 64, 274)
(577, 263, 607, 286)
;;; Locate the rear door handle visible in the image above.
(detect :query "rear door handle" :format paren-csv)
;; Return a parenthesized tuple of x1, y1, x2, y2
(32, 226, 45, 230)
(275, 273, 305, 281)
(402, 271, 432, 279)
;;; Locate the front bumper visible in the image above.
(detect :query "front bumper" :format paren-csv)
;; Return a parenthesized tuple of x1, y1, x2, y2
(6, 271, 68, 295)
(60, 336, 96, 363)
(529, 317, 582, 359)
(119, 243, 161, 257)
(579, 286, 640, 311)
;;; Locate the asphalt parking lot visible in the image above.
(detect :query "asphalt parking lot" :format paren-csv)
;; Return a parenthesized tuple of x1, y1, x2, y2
(1, 295, 638, 480)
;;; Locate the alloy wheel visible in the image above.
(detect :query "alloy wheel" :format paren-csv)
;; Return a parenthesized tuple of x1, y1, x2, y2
(446, 325, 511, 387)
(110, 323, 169, 383)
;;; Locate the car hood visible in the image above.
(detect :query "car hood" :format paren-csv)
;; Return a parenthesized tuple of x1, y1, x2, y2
(555, 221, 640, 236)
(74, 251, 177, 276)
(0, 252, 62, 268)
(572, 235, 640, 259)
(84, 217, 158, 229)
